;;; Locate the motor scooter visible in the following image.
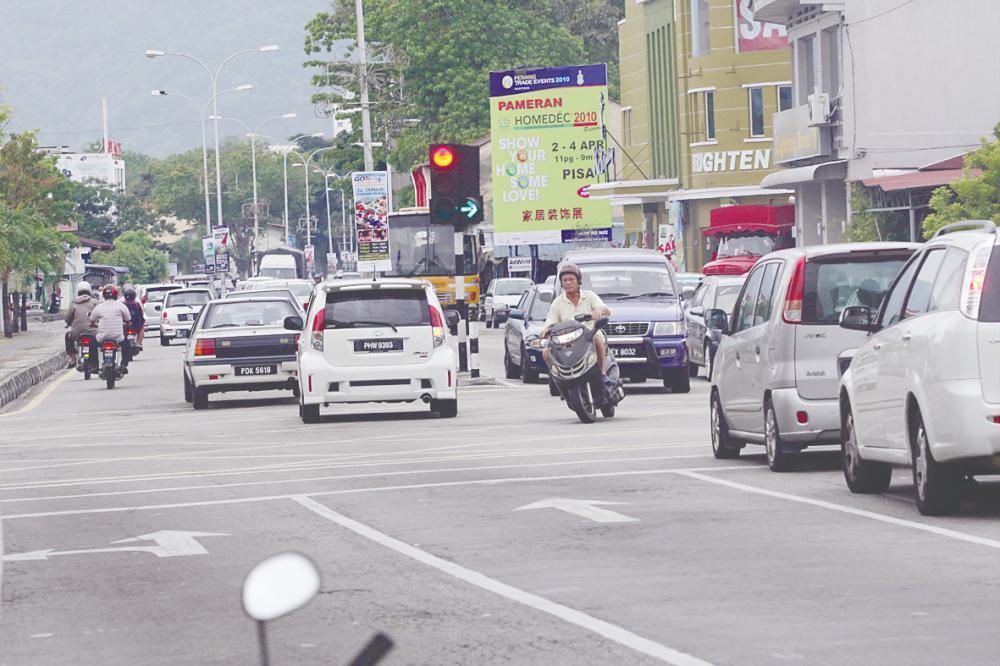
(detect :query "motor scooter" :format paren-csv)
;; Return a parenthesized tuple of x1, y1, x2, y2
(75, 333, 98, 380)
(98, 339, 126, 389)
(545, 314, 625, 423)
(126, 327, 141, 358)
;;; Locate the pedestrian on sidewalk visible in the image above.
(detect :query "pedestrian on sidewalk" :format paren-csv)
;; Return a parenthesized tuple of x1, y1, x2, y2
(64, 282, 98, 368)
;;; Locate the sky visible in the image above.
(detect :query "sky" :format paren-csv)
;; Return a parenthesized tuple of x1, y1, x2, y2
(0, 0, 345, 157)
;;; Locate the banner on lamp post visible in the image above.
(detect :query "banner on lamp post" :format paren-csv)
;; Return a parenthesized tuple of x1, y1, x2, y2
(351, 171, 391, 272)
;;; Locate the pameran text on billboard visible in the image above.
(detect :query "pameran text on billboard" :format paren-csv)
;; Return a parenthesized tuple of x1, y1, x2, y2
(489, 64, 612, 246)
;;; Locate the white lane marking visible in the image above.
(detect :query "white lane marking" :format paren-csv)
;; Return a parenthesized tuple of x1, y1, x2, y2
(2, 530, 227, 562)
(30, 633, 54, 639)
(0, 370, 73, 418)
(514, 498, 639, 523)
(0, 454, 718, 505)
(677, 471, 1000, 550)
(291, 496, 712, 666)
(0, 443, 706, 492)
(0, 466, 755, 521)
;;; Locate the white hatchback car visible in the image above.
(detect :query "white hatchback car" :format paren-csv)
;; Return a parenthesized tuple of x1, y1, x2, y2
(838, 221, 1000, 515)
(290, 278, 458, 423)
(159, 288, 213, 345)
(140, 283, 183, 331)
(482, 277, 533, 328)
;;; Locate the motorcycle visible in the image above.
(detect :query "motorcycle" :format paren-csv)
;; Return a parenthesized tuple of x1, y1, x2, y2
(98, 339, 126, 389)
(75, 333, 98, 380)
(126, 327, 141, 359)
(545, 314, 625, 424)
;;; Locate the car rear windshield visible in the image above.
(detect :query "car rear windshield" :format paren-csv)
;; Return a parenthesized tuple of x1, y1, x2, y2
(496, 279, 532, 296)
(981, 246, 1000, 322)
(202, 301, 297, 329)
(166, 292, 210, 307)
(146, 287, 180, 303)
(232, 290, 295, 303)
(803, 254, 910, 324)
(324, 289, 429, 328)
(259, 267, 297, 280)
(715, 284, 743, 315)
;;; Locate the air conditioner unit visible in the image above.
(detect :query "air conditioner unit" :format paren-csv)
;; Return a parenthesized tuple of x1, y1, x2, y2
(808, 92, 831, 126)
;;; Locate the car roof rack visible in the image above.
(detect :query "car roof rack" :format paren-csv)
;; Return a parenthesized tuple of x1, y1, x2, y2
(931, 220, 997, 238)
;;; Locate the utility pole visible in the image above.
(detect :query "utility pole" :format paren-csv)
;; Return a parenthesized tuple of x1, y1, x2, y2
(355, 0, 374, 171)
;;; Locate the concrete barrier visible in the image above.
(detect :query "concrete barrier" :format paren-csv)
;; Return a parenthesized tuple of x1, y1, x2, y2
(0, 350, 68, 409)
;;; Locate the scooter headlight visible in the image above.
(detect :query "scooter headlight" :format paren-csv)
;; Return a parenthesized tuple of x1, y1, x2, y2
(551, 328, 583, 346)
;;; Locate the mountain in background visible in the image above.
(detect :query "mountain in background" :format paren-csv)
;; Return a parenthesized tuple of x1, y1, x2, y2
(0, 0, 340, 157)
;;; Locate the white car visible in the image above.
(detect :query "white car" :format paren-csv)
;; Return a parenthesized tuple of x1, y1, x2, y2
(224, 287, 302, 314)
(482, 277, 533, 329)
(838, 221, 1000, 515)
(159, 288, 213, 345)
(289, 278, 458, 423)
(183, 297, 301, 409)
(139, 283, 183, 331)
(255, 279, 315, 311)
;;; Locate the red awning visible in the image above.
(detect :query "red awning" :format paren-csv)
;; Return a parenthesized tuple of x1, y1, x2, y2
(862, 168, 980, 192)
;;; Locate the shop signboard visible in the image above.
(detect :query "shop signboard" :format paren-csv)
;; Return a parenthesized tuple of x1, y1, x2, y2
(734, 0, 789, 52)
(773, 105, 832, 164)
(507, 256, 532, 274)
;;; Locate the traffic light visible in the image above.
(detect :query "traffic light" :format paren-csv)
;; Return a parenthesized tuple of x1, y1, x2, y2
(429, 144, 482, 225)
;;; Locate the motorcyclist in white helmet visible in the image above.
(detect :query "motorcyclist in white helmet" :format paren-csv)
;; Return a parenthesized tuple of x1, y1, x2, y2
(64, 281, 98, 368)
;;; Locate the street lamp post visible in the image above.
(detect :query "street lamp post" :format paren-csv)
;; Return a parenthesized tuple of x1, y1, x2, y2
(291, 146, 337, 247)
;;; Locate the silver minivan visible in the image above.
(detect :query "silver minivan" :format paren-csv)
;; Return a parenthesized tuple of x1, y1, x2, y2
(707, 242, 917, 471)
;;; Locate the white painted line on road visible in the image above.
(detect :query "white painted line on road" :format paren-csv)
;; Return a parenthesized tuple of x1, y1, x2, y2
(0, 454, 721, 505)
(677, 471, 1000, 550)
(0, 370, 73, 419)
(0, 465, 755, 521)
(30, 633, 54, 639)
(291, 496, 713, 666)
(515, 498, 639, 523)
(2, 530, 227, 562)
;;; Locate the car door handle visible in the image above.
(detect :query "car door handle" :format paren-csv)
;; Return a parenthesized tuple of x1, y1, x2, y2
(902, 333, 912, 342)
(873, 343, 882, 351)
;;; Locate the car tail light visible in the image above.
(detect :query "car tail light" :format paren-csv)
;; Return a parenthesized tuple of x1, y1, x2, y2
(163, 311, 168, 319)
(429, 306, 445, 347)
(102, 341, 116, 350)
(960, 240, 992, 320)
(448, 370, 452, 387)
(141, 294, 147, 305)
(194, 338, 216, 357)
(782, 256, 806, 324)
(989, 415, 1000, 424)
(311, 310, 324, 351)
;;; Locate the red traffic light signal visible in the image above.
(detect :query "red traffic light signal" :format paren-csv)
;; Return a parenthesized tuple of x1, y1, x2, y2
(428, 144, 482, 225)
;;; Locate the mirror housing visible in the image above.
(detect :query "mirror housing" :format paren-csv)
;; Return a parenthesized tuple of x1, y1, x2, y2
(242, 552, 320, 622)
(839, 306, 875, 332)
(704, 308, 729, 334)
(689, 306, 704, 318)
(681, 285, 696, 301)
(508, 309, 525, 321)
(283, 315, 304, 331)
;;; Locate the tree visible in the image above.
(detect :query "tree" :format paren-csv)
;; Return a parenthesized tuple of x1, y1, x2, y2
(0, 204, 69, 336)
(169, 235, 205, 274)
(67, 181, 174, 244)
(0, 130, 75, 223)
(922, 123, 1000, 238)
(91, 230, 168, 284)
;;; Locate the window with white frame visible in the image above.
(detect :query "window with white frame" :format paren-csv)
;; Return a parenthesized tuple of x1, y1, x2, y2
(622, 107, 633, 145)
(778, 85, 793, 112)
(748, 87, 765, 137)
(691, 0, 710, 57)
(705, 90, 716, 141)
(797, 35, 816, 105)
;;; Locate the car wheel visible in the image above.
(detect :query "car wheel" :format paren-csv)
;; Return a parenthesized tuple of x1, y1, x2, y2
(548, 375, 560, 397)
(183, 373, 193, 403)
(160, 334, 169, 347)
(662, 369, 690, 393)
(521, 346, 539, 384)
(301, 402, 320, 424)
(504, 345, 521, 379)
(911, 414, 962, 516)
(710, 391, 741, 459)
(687, 360, 699, 377)
(841, 403, 891, 493)
(431, 398, 458, 418)
(192, 387, 208, 410)
(765, 399, 797, 472)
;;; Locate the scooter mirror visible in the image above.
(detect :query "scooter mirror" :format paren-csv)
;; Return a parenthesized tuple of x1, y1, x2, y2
(242, 552, 321, 622)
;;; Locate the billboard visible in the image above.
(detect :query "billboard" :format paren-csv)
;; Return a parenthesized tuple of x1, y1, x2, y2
(55, 152, 125, 190)
(735, 0, 789, 52)
(489, 64, 612, 246)
(351, 171, 391, 272)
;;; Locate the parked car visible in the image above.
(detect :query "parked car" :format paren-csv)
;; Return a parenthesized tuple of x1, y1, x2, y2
(183, 297, 301, 409)
(684, 275, 746, 380)
(707, 241, 918, 470)
(139, 283, 183, 331)
(482, 278, 532, 328)
(556, 248, 690, 392)
(838, 221, 1000, 515)
(159, 288, 213, 345)
(502, 285, 554, 383)
(676, 272, 705, 300)
(288, 278, 458, 423)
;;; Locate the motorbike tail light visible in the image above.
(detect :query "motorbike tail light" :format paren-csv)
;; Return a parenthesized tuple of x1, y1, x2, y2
(81, 336, 92, 345)
(311, 310, 325, 351)
(127, 329, 135, 335)
(102, 341, 116, 350)
(782, 256, 806, 324)
(194, 338, 216, 357)
(429, 306, 445, 347)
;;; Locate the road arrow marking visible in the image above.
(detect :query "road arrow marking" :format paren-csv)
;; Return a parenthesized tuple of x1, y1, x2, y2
(514, 498, 638, 524)
(2, 530, 228, 562)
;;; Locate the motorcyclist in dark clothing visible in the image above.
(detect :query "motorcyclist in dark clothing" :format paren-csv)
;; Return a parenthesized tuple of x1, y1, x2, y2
(122, 287, 146, 349)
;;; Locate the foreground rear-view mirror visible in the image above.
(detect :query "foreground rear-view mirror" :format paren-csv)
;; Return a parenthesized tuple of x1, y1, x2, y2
(839, 306, 874, 332)
(283, 315, 304, 331)
(242, 551, 320, 623)
(705, 308, 729, 334)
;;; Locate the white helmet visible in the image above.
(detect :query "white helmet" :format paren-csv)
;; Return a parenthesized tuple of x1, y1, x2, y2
(76, 281, 92, 295)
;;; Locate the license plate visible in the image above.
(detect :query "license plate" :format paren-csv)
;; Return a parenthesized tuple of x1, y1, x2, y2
(354, 338, 403, 353)
(610, 346, 640, 357)
(175, 329, 189, 338)
(103, 351, 115, 360)
(235, 365, 277, 377)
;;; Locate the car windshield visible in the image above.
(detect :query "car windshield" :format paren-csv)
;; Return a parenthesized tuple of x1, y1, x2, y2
(804, 255, 911, 324)
(324, 289, 430, 328)
(581, 267, 676, 299)
(202, 301, 297, 328)
(717, 235, 775, 258)
(166, 292, 210, 307)
(146, 288, 179, 303)
(259, 267, 297, 280)
(715, 284, 743, 315)
(529, 291, 553, 319)
(496, 279, 532, 296)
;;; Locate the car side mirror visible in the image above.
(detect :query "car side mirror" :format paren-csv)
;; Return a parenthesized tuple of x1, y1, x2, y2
(839, 306, 874, 332)
(689, 306, 704, 318)
(705, 308, 729, 334)
(508, 309, 524, 320)
(681, 285, 696, 301)
(283, 315, 304, 331)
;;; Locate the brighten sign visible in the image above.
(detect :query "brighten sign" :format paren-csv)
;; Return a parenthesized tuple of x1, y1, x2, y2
(489, 64, 612, 246)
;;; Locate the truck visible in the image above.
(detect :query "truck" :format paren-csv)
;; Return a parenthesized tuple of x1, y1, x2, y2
(254, 248, 305, 280)
(701, 205, 795, 276)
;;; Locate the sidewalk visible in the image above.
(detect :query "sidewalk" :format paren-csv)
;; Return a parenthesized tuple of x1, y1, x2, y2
(0, 317, 69, 409)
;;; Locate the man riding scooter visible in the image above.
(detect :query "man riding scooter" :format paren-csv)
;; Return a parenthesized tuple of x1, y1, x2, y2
(122, 286, 146, 351)
(90, 284, 133, 373)
(541, 263, 611, 377)
(64, 281, 98, 368)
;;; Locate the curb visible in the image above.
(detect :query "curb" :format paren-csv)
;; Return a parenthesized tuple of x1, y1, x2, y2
(0, 349, 68, 409)
(458, 375, 499, 387)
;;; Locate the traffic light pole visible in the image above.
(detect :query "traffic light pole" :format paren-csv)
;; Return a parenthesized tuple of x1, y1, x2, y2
(455, 276, 468, 372)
